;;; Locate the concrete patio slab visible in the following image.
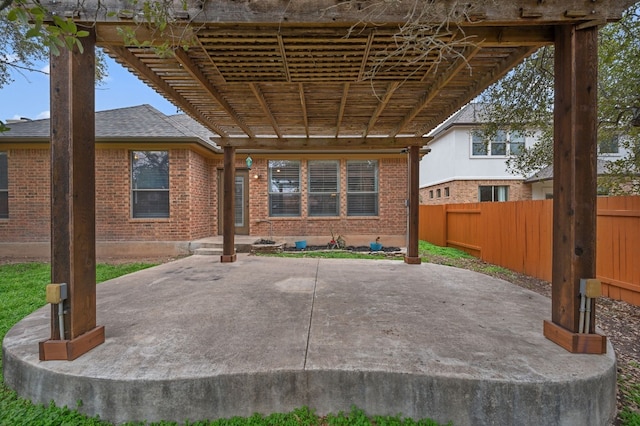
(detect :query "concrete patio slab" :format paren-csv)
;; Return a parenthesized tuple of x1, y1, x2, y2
(3, 254, 616, 425)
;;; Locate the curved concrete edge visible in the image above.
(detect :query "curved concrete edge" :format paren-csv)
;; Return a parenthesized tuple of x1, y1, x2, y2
(3, 343, 617, 426)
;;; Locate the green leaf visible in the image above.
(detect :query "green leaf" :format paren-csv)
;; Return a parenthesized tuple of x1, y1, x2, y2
(74, 38, 84, 53)
(25, 27, 40, 38)
(76, 30, 90, 38)
(64, 35, 76, 50)
(6, 8, 18, 21)
(49, 43, 60, 56)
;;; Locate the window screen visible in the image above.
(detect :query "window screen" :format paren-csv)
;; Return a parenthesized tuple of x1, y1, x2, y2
(347, 160, 378, 216)
(131, 151, 169, 218)
(510, 131, 525, 155)
(471, 131, 488, 156)
(599, 135, 620, 154)
(269, 160, 300, 216)
(308, 161, 339, 216)
(491, 130, 507, 156)
(0, 152, 7, 219)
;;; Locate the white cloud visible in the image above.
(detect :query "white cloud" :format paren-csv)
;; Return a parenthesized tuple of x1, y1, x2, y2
(36, 111, 50, 119)
(40, 64, 50, 74)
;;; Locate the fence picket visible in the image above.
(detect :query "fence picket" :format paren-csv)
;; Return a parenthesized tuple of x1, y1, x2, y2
(419, 196, 640, 306)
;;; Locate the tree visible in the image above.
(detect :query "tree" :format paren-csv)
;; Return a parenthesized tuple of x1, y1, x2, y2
(0, 13, 47, 88)
(0, 12, 46, 130)
(478, 3, 640, 195)
(0, 7, 107, 131)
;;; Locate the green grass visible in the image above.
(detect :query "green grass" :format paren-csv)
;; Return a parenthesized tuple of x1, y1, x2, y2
(260, 241, 471, 263)
(0, 262, 156, 425)
(417, 241, 471, 260)
(619, 364, 640, 425)
(0, 261, 446, 426)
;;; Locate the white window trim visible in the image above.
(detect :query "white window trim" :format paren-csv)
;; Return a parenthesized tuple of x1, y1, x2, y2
(470, 130, 526, 158)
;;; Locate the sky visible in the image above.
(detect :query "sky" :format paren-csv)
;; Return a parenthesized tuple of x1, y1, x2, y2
(0, 54, 178, 123)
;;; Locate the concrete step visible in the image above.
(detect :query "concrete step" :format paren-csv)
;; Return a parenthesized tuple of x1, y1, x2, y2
(190, 241, 255, 254)
(192, 247, 224, 256)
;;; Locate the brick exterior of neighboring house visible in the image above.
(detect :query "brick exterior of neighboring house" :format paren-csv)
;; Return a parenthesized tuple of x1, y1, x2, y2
(420, 179, 532, 205)
(0, 105, 409, 258)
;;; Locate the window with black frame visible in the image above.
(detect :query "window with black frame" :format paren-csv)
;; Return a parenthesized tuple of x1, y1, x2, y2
(347, 160, 378, 216)
(131, 151, 169, 218)
(479, 185, 509, 202)
(0, 152, 7, 219)
(268, 160, 300, 216)
(308, 160, 339, 216)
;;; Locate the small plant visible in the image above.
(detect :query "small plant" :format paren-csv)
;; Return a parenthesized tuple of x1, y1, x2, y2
(329, 229, 346, 249)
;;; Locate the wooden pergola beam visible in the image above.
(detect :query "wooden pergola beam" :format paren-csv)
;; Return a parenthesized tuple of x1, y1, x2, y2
(392, 45, 482, 136)
(106, 45, 229, 137)
(363, 82, 399, 138)
(404, 145, 421, 265)
(250, 83, 283, 138)
(221, 146, 237, 263)
(543, 24, 605, 354)
(336, 83, 350, 137)
(214, 136, 429, 149)
(40, 28, 105, 361)
(96, 24, 555, 48)
(174, 48, 255, 137)
(61, 0, 637, 26)
(277, 35, 292, 82)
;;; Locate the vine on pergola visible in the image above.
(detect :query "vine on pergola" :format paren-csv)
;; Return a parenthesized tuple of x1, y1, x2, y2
(4, 0, 495, 69)
(336, 0, 496, 82)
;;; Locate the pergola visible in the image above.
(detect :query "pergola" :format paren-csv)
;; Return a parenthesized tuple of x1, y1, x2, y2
(38, 0, 636, 361)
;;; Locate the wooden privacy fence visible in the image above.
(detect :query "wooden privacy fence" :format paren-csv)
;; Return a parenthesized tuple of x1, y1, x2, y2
(419, 196, 640, 306)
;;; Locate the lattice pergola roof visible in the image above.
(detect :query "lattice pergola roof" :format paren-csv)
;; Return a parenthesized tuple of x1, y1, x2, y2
(50, 0, 636, 149)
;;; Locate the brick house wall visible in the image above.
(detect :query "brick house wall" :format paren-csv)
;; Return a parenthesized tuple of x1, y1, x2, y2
(0, 149, 51, 241)
(420, 179, 532, 205)
(94, 148, 212, 241)
(238, 155, 409, 246)
(188, 150, 213, 238)
(1, 148, 409, 253)
(1, 147, 215, 245)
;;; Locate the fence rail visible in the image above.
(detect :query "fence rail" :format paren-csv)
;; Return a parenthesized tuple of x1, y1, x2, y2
(419, 196, 640, 307)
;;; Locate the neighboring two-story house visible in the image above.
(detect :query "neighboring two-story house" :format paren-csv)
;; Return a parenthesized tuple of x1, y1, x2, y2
(420, 103, 628, 204)
(419, 103, 535, 205)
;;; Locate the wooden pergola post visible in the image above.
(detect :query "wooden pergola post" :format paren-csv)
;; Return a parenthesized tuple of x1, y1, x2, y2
(405, 145, 421, 264)
(543, 24, 606, 354)
(39, 28, 105, 361)
(221, 146, 237, 262)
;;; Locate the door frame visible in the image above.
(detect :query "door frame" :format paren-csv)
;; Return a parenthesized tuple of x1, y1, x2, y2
(217, 169, 250, 235)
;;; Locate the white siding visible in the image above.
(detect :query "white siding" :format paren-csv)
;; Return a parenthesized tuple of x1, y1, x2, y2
(420, 126, 534, 187)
